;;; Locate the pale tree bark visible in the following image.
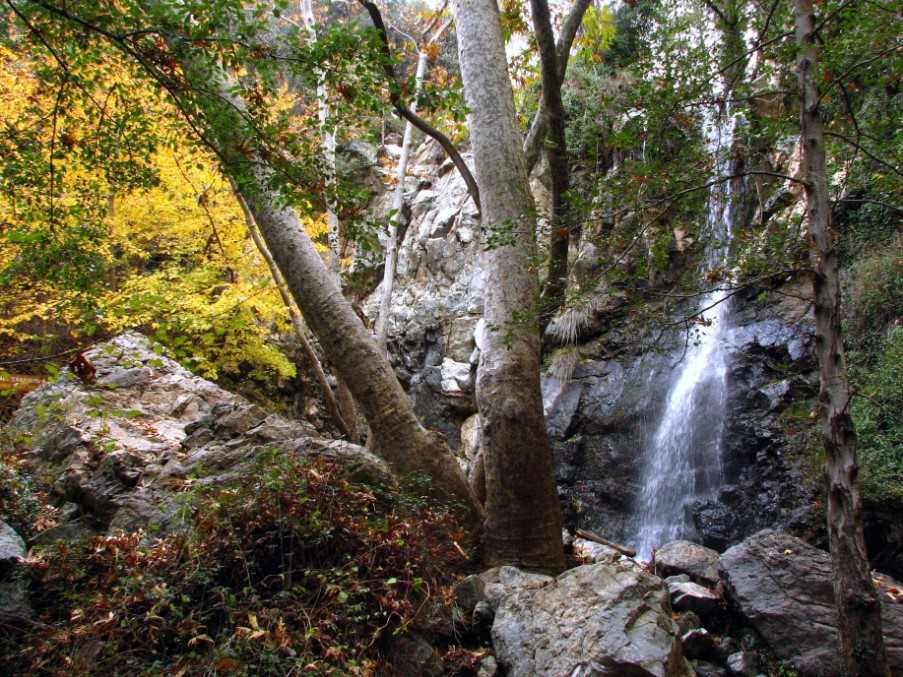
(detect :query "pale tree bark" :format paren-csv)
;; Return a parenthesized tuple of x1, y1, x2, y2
(793, 2, 889, 675)
(300, 0, 341, 261)
(375, 18, 452, 350)
(451, 0, 565, 571)
(170, 52, 482, 525)
(234, 188, 353, 440)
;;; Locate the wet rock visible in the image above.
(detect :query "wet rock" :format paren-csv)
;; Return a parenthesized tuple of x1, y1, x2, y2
(656, 540, 721, 585)
(491, 561, 692, 677)
(719, 531, 903, 675)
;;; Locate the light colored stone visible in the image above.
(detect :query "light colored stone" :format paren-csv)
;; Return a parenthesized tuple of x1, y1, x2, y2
(655, 540, 721, 585)
(491, 562, 692, 677)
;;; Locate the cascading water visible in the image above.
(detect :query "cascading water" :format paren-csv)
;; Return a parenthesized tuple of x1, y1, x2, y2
(634, 109, 738, 560)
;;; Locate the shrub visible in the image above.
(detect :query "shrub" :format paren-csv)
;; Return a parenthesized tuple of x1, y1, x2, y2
(2, 450, 468, 675)
(851, 325, 903, 504)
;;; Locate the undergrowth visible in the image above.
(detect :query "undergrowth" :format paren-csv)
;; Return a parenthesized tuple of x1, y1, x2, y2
(1, 450, 469, 675)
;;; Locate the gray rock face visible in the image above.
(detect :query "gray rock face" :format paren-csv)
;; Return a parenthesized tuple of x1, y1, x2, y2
(491, 562, 692, 677)
(0, 521, 25, 570)
(656, 541, 721, 585)
(0, 521, 30, 623)
(719, 531, 903, 676)
(9, 332, 391, 537)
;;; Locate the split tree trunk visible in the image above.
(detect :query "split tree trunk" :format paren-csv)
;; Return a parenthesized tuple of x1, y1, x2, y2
(793, 3, 889, 675)
(451, 0, 565, 572)
(528, 0, 572, 328)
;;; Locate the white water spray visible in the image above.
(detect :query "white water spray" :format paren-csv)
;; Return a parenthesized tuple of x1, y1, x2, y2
(634, 110, 738, 560)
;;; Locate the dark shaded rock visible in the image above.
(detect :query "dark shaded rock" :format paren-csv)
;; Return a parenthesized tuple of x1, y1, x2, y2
(454, 574, 486, 616)
(676, 611, 703, 635)
(681, 628, 715, 660)
(719, 531, 903, 676)
(725, 650, 758, 676)
(387, 633, 444, 677)
(692, 660, 726, 677)
(656, 540, 720, 585)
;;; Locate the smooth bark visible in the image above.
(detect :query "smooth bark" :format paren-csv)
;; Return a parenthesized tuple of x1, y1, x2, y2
(236, 189, 353, 439)
(300, 0, 341, 260)
(794, 3, 889, 675)
(170, 50, 481, 524)
(451, 0, 565, 571)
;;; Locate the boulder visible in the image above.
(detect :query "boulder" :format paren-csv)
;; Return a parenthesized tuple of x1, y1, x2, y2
(491, 562, 692, 677)
(387, 633, 444, 677)
(655, 540, 721, 585)
(719, 531, 903, 676)
(0, 521, 31, 624)
(0, 520, 26, 573)
(574, 537, 623, 564)
(8, 333, 392, 539)
(725, 650, 758, 676)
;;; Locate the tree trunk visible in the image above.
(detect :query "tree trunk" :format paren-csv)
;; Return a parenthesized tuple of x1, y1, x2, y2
(174, 53, 481, 524)
(528, 0, 572, 328)
(300, 0, 341, 261)
(793, 3, 889, 675)
(374, 50, 429, 350)
(522, 0, 591, 173)
(236, 189, 353, 439)
(451, 0, 565, 572)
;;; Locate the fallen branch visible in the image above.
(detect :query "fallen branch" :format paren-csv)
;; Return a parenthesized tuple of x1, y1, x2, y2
(575, 528, 637, 558)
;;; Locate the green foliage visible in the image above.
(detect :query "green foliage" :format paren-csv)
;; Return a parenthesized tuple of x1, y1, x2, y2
(3, 451, 468, 675)
(847, 235, 903, 354)
(851, 325, 903, 504)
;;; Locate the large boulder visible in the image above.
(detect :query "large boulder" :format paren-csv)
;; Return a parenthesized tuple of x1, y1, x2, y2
(719, 531, 903, 675)
(8, 332, 391, 538)
(0, 520, 31, 623)
(655, 540, 720, 585)
(491, 561, 692, 677)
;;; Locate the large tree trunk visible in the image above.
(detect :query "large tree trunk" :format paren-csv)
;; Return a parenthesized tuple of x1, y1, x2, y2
(451, 0, 565, 572)
(793, 3, 889, 675)
(169, 50, 481, 524)
(236, 189, 353, 439)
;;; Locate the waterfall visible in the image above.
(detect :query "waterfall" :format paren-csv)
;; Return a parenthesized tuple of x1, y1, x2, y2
(634, 109, 738, 560)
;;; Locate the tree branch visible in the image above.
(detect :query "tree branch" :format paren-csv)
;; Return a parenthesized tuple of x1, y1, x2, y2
(356, 0, 481, 213)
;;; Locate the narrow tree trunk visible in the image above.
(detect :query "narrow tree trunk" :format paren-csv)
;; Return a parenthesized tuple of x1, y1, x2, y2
(529, 0, 572, 328)
(300, 0, 341, 261)
(374, 50, 428, 350)
(522, 0, 591, 173)
(236, 189, 353, 439)
(793, 3, 889, 675)
(451, 0, 565, 572)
